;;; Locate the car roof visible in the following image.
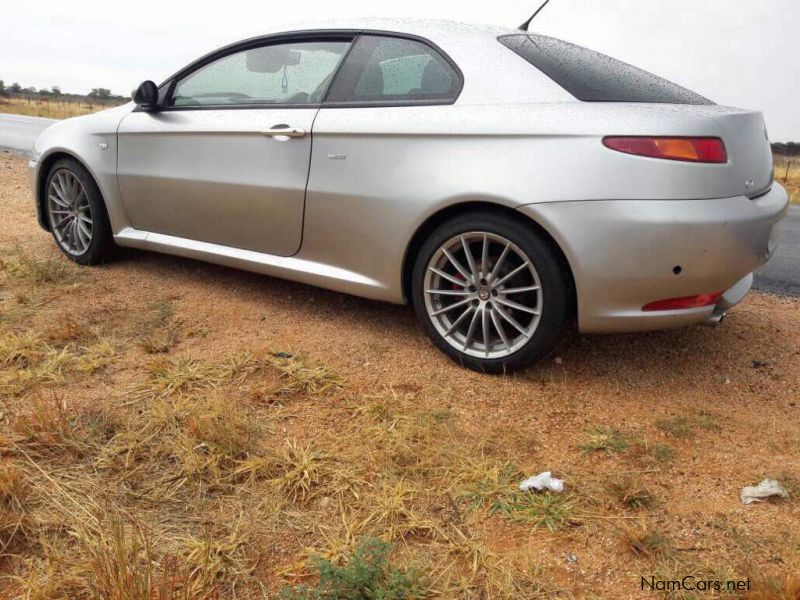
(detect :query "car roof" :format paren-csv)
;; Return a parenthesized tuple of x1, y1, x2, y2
(262, 18, 521, 39)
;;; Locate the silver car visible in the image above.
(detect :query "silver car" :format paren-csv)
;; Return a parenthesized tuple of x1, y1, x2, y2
(30, 19, 788, 372)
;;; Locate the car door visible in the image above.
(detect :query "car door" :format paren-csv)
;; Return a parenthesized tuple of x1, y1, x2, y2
(117, 36, 352, 256)
(303, 34, 463, 286)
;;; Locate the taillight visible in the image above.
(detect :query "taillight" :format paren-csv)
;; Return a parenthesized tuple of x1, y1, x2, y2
(603, 137, 727, 164)
(642, 292, 722, 312)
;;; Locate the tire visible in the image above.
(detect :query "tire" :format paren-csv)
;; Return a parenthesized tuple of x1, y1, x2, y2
(411, 211, 568, 373)
(44, 158, 115, 265)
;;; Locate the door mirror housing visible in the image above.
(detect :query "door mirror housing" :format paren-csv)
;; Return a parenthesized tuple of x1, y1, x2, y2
(133, 80, 160, 111)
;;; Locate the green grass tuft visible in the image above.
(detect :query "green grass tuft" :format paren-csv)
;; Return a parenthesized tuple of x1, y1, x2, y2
(281, 537, 426, 599)
(579, 427, 630, 455)
(656, 413, 722, 440)
(492, 491, 577, 531)
(655, 417, 694, 439)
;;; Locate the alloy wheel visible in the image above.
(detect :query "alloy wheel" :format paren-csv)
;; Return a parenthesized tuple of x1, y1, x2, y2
(423, 231, 543, 359)
(47, 168, 93, 256)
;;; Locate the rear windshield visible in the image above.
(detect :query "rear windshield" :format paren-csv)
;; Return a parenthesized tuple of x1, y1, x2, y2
(499, 34, 712, 105)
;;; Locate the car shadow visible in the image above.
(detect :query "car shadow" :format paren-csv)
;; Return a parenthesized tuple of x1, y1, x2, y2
(111, 246, 415, 325)
(111, 248, 781, 383)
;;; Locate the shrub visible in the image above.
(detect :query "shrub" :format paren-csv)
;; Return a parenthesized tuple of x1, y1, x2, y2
(281, 537, 425, 599)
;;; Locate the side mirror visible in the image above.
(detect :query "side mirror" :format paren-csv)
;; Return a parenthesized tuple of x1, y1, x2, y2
(133, 80, 159, 111)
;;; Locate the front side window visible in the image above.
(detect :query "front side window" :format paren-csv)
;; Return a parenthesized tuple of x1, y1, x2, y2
(326, 35, 461, 104)
(171, 40, 350, 107)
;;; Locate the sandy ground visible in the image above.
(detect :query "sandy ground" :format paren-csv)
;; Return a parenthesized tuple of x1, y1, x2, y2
(1, 150, 799, 598)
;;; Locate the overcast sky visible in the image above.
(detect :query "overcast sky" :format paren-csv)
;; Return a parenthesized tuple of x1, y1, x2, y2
(1, 0, 798, 140)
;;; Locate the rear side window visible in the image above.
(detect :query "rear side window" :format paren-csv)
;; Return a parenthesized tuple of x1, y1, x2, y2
(499, 34, 712, 105)
(325, 35, 461, 105)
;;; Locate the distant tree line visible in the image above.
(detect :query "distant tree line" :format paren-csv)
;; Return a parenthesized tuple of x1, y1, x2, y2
(772, 142, 800, 156)
(0, 79, 129, 104)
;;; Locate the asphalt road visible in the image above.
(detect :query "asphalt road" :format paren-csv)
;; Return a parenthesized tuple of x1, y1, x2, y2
(1, 112, 797, 297)
(754, 204, 800, 296)
(0, 112, 56, 154)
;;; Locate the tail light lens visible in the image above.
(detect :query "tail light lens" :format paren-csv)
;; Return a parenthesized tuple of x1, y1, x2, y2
(642, 292, 722, 312)
(603, 137, 727, 164)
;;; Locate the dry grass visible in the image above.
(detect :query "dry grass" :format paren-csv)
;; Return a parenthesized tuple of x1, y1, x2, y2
(141, 352, 258, 397)
(0, 251, 81, 285)
(608, 476, 656, 510)
(1, 152, 799, 597)
(133, 299, 182, 354)
(0, 460, 28, 555)
(0, 96, 124, 119)
(774, 152, 800, 204)
(748, 571, 800, 600)
(0, 328, 114, 397)
(621, 521, 671, 560)
(269, 352, 345, 396)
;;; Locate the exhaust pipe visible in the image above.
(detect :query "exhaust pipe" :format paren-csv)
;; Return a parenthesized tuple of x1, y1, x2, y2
(702, 312, 727, 328)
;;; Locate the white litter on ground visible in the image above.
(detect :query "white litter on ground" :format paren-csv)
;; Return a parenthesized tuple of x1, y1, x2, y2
(519, 471, 565, 493)
(741, 478, 789, 505)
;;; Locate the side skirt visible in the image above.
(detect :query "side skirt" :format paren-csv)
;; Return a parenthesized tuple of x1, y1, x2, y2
(114, 227, 396, 302)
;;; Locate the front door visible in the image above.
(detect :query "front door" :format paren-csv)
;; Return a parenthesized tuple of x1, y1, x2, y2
(117, 38, 351, 256)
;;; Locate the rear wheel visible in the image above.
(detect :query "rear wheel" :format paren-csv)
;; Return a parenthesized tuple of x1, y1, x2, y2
(45, 158, 114, 265)
(412, 211, 568, 373)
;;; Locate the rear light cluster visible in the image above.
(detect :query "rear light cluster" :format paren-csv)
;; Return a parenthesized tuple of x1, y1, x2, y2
(603, 136, 727, 164)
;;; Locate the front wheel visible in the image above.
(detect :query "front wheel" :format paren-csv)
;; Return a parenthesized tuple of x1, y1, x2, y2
(45, 158, 115, 265)
(411, 211, 568, 373)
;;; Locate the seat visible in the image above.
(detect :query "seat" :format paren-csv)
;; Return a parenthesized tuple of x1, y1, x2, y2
(355, 64, 385, 98)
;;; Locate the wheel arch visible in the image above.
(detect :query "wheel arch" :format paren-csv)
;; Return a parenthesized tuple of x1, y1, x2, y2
(401, 201, 577, 318)
(36, 150, 95, 232)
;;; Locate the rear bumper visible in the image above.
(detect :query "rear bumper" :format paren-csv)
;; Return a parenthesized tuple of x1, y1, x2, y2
(517, 184, 789, 333)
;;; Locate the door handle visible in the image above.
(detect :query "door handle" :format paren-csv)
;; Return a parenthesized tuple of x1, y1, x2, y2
(262, 125, 306, 140)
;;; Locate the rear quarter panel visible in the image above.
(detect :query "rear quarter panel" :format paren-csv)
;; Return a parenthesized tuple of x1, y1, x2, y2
(303, 102, 737, 302)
